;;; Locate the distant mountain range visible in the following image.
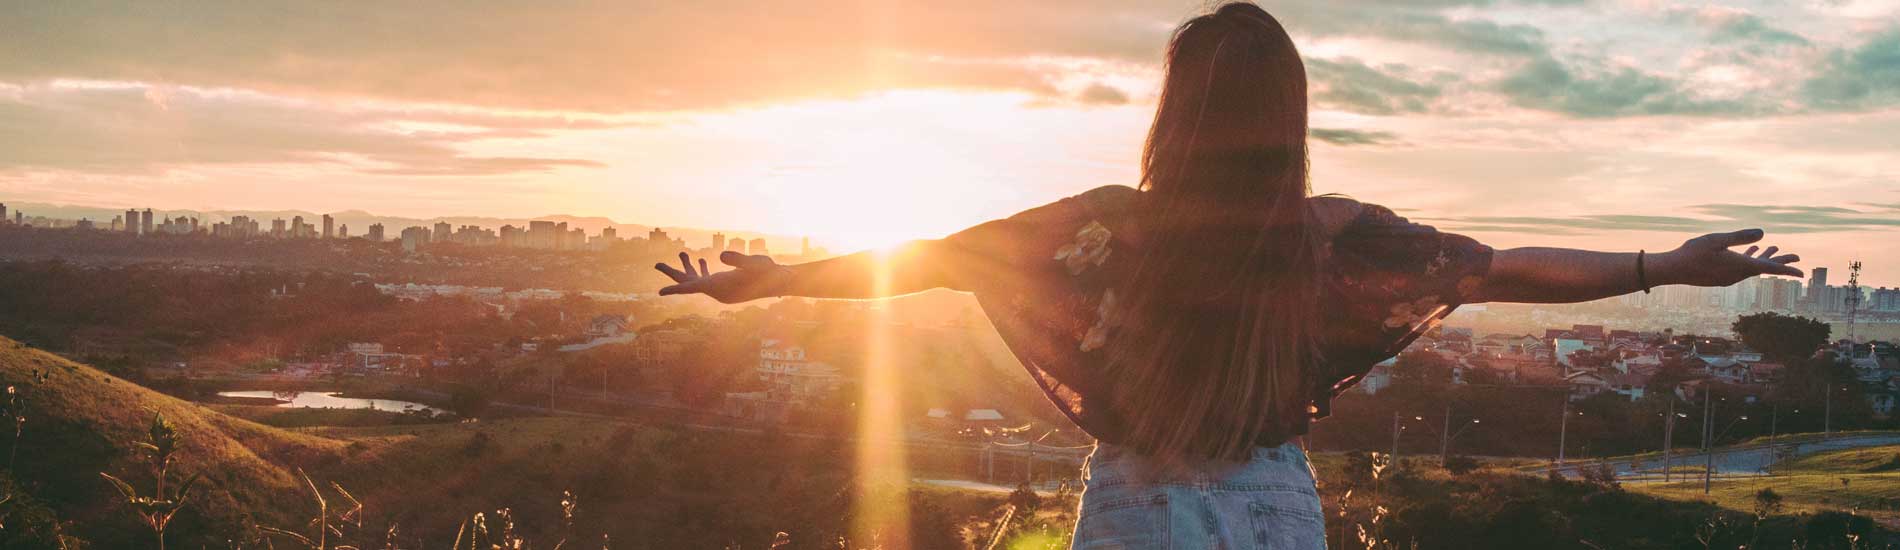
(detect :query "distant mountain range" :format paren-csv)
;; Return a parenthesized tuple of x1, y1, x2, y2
(0, 201, 817, 253)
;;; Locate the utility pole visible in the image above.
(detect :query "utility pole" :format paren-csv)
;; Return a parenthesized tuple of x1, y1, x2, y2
(1662, 398, 1676, 482)
(1825, 369, 1834, 439)
(1557, 400, 1570, 466)
(1440, 403, 1452, 465)
(1769, 402, 1778, 446)
(1703, 389, 1715, 495)
(1391, 412, 1403, 458)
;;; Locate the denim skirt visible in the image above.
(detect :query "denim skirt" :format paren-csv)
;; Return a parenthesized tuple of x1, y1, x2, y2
(1071, 440, 1326, 550)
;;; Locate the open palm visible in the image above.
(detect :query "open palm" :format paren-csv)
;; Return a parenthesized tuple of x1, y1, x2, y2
(1667, 229, 1803, 287)
(653, 251, 790, 304)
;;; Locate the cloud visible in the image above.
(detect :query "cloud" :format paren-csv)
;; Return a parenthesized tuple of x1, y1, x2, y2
(1708, 14, 1810, 46)
(1495, 55, 1766, 117)
(1306, 57, 1451, 115)
(0, 82, 609, 176)
(1310, 128, 1400, 146)
(0, 1, 1179, 113)
(1076, 82, 1130, 105)
(1431, 203, 1900, 235)
(1802, 27, 1900, 110)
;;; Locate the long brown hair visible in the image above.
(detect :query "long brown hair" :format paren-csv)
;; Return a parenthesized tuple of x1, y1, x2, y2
(1104, 2, 1322, 464)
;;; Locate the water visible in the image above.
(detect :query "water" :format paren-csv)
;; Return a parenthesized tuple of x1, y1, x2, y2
(217, 390, 439, 414)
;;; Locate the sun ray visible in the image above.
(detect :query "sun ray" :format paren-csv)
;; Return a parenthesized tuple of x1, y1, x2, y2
(852, 248, 911, 547)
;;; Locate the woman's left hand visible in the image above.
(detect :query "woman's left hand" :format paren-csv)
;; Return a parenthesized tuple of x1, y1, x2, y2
(1657, 229, 1803, 287)
(653, 251, 792, 303)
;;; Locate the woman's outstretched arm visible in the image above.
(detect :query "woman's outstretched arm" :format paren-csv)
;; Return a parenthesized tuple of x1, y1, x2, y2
(653, 234, 992, 303)
(1472, 228, 1803, 304)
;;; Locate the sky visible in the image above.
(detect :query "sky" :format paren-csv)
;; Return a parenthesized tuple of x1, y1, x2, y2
(0, 0, 1896, 286)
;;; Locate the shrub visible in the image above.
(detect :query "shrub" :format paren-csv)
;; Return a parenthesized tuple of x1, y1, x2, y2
(1442, 455, 1480, 476)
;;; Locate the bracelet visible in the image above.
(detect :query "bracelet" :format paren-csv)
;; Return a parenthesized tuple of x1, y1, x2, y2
(1636, 250, 1651, 294)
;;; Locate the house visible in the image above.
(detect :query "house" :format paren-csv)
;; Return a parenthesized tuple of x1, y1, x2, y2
(1745, 362, 1784, 385)
(756, 338, 844, 403)
(1564, 370, 1611, 401)
(1611, 351, 1663, 374)
(1554, 338, 1593, 368)
(1606, 371, 1650, 401)
(586, 314, 630, 337)
(1356, 358, 1395, 395)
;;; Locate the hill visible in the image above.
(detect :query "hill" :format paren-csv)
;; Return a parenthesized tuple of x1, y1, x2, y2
(0, 336, 343, 547)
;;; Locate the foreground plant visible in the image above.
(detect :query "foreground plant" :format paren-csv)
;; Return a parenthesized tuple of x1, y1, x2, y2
(99, 412, 203, 550)
(257, 469, 363, 550)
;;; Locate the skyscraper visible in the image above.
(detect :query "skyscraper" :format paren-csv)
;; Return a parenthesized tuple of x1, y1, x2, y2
(726, 236, 746, 253)
(322, 214, 334, 239)
(139, 209, 153, 235)
(0, 203, 7, 224)
(125, 209, 141, 234)
(748, 237, 768, 255)
(338, 224, 349, 239)
(367, 223, 386, 242)
(433, 221, 452, 242)
(712, 232, 726, 252)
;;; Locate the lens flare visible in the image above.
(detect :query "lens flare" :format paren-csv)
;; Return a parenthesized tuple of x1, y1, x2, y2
(852, 248, 911, 547)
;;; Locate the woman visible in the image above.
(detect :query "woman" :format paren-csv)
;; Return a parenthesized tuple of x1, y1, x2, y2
(654, 3, 1803, 548)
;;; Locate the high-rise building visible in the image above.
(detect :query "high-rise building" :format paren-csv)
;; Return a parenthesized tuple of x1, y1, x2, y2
(433, 221, 451, 242)
(1808, 268, 1829, 303)
(748, 237, 768, 256)
(110, 215, 123, 232)
(321, 214, 334, 239)
(271, 218, 287, 238)
(711, 232, 726, 252)
(367, 223, 386, 242)
(400, 226, 431, 253)
(726, 236, 747, 253)
(0, 203, 7, 224)
(338, 224, 349, 239)
(124, 209, 141, 234)
(140, 209, 153, 235)
(602, 227, 617, 241)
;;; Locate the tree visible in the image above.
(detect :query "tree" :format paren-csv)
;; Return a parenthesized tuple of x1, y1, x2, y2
(1732, 313, 1830, 363)
(448, 383, 492, 419)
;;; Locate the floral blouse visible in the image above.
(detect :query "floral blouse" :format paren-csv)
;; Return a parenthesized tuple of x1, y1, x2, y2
(939, 185, 1493, 447)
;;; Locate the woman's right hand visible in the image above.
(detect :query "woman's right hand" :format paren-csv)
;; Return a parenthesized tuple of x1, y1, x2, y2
(654, 251, 792, 303)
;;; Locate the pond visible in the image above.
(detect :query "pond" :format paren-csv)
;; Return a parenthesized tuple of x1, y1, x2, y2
(216, 390, 440, 414)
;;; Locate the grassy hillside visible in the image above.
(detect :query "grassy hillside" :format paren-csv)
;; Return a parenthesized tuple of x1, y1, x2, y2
(1631, 444, 1900, 531)
(0, 336, 344, 547)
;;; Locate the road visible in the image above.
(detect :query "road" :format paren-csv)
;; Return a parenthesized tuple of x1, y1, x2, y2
(1536, 433, 1900, 482)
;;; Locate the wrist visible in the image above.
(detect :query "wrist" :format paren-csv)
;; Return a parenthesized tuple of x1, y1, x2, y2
(1646, 249, 1690, 287)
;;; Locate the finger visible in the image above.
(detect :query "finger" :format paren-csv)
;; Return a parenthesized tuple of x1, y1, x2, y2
(698, 257, 710, 276)
(1758, 246, 1778, 259)
(654, 262, 691, 283)
(1763, 263, 1804, 277)
(658, 281, 701, 296)
(679, 252, 698, 278)
(1743, 246, 1759, 257)
(1770, 254, 1800, 264)
(721, 250, 772, 269)
(1710, 229, 1765, 248)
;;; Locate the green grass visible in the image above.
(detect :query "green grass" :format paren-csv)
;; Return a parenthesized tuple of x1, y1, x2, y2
(1631, 473, 1900, 522)
(0, 336, 347, 546)
(1630, 441, 1900, 529)
(1774, 444, 1900, 474)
